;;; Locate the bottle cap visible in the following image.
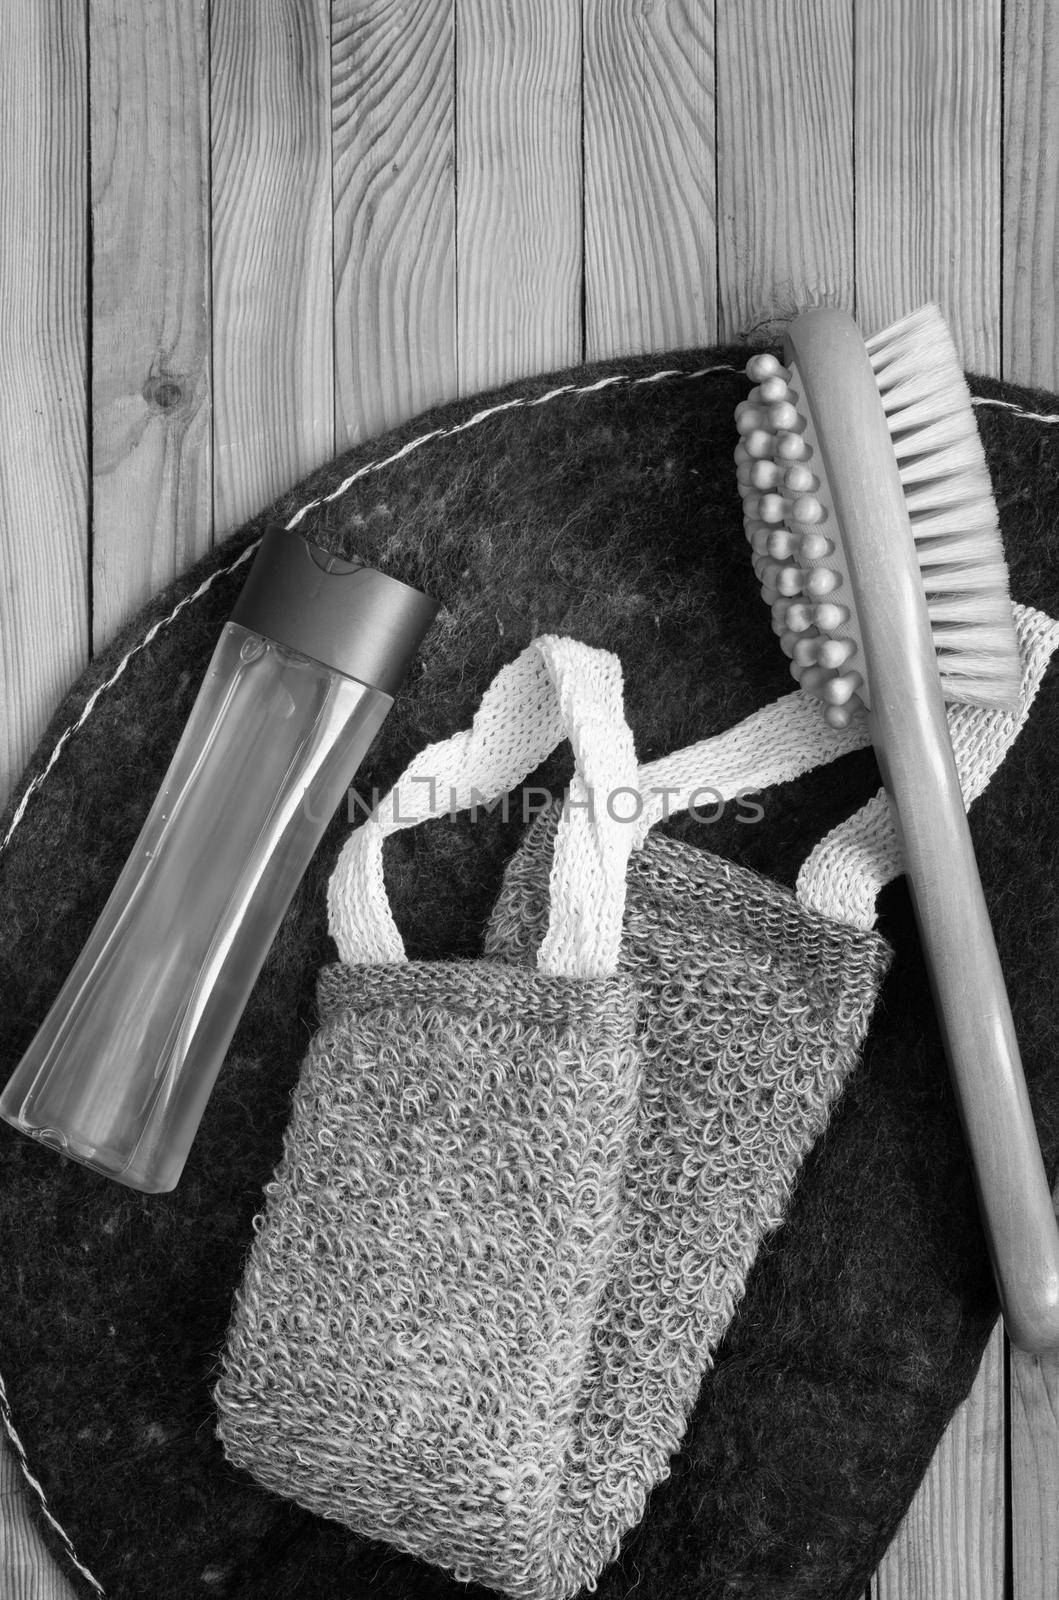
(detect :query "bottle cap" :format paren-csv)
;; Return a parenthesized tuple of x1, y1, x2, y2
(230, 528, 439, 696)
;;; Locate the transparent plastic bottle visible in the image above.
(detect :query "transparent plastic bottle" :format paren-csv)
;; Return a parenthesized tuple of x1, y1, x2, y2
(0, 530, 437, 1192)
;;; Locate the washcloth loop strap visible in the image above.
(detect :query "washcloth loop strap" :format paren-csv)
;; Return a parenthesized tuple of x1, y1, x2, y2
(328, 634, 639, 977)
(328, 602, 1058, 966)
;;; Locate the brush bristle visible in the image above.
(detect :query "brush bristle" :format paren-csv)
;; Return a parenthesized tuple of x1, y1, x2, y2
(865, 304, 1019, 706)
(736, 305, 1020, 725)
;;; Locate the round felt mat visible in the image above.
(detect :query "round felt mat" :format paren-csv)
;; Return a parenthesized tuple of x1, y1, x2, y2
(2, 346, 1059, 1600)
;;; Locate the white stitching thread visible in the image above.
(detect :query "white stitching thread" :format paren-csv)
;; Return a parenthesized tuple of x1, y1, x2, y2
(0, 539, 261, 854)
(0, 1370, 106, 1595)
(973, 396, 1059, 424)
(269, 367, 738, 536)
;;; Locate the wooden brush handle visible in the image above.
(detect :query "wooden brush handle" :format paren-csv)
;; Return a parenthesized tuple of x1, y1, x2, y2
(787, 309, 1059, 1354)
(877, 710, 1059, 1355)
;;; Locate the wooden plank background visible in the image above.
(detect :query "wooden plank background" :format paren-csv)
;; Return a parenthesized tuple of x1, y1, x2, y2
(0, 2, 1057, 1597)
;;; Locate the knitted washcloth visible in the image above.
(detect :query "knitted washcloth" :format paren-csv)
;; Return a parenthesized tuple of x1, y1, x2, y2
(214, 960, 642, 1600)
(215, 817, 891, 1600)
(482, 805, 894, 1587)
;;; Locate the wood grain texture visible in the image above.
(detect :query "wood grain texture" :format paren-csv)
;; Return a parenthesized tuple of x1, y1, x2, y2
(1003, 0, 1059, 390)
(716, 0, 853, 342)
(1010, 1334, 1059, 1600)
(583, 0, 717, 361)
(0, 1, 88, 815)
(1003, 9, 1059, 1577)
(332, 0, 456, 448)
(855, 0, 1002, 371)
(873, 1327, 1006, 1600)
(0, 5, 87, 1590)
(89, 0, 211, 651)
(455, 0, 581, 394)
(210, 0, 333, 534)
(0, 1453, 77, 1600)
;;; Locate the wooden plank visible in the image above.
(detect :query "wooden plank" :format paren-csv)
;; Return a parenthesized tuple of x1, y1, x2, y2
(332, 0, 457, 448)
(1004, 11, 1059, 1588)
(1006, 1140, 1059, 1600)
(0, 1, 88, 813)
(874, 1327, 1006, 1600)
(455, 0, 582, 394)
(1011, 1329, 1059, 1600)
(0, 6, 88, 1591)
(210, 0, 333, 534)
(0, 1453, 78, 1600)
(582, 0, 717, 362)
(1003, 10, 1059, 1593)
(89, 0, 211, 651)
(1003, 0, 1059, 389)
(716, 0, 854, 343)
(854, 0, 1002, 371)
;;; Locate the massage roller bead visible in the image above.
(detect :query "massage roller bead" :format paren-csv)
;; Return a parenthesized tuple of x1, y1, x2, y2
(812, 601, 849, 631)
(783, 464, 818, 494)
(745, 429, 776, 460)
(785, 601, 813, 632)
(767, 528, 798, 559)
(821, 672, 863, 706)
(745, 353, 786, 382)
(791, 494, 825, 524)
(759, 375, 791, 404)
(817, 637, 857, 670)
(824, 702, 855, 729)
(768, 401, 803, 433)
(776, 563, 803, 597)
(758, 493, 787, 524)
(734, 441, 750, 465)
(736, 405, 767, 435)
(792, 634, 820, 667)
(805, 567, 840, 598)
(750, 459, 782, 490)
(799, 530, 833, 561)
(776, 433, 811, 462)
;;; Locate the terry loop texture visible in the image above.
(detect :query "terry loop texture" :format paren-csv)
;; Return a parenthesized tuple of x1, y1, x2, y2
(797, 602, 1059, 929)
(485, 807, 893, 1552)
(215, 961, 642, 1600)
(216, 808, 891, 1600)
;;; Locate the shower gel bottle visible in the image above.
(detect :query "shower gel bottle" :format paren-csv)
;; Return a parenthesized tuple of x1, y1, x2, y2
(0, 529, 437, 1192)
